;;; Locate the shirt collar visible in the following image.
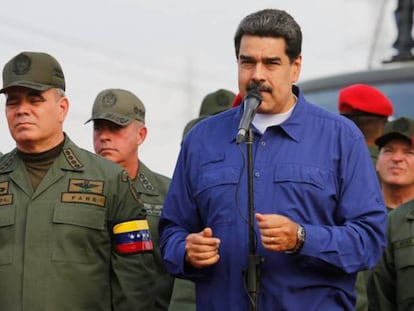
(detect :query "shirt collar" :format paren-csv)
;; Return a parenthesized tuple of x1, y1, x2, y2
(229, 85, 308, 143)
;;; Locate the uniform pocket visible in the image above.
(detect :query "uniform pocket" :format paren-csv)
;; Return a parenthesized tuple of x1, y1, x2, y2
(394, 244, 414, 302)
(0, 206, 15, 265)
(52, 204, 107, 263)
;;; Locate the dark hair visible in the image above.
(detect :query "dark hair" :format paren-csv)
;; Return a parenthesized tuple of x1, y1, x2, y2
(234, 9, 302, 63)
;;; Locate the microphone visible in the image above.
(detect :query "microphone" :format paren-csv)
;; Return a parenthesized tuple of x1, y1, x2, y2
(236, 87, 262, 144)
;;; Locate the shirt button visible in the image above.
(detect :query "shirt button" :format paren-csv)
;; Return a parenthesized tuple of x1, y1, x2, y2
(261, 141, 266, 147)
(254, 172, 261, 178)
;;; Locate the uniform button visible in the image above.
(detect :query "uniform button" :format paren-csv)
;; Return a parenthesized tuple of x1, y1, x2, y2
(254, 172, 260, 178)
(261, 141, 266, 147)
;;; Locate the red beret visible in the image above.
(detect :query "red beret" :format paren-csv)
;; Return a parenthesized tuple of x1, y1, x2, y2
(338, 84, 393, 117)
(231, 93, 243, 107)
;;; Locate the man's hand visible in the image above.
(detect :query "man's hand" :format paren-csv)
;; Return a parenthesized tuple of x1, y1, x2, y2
(256, 213, 298, 252)
(185, 228, 221, 269)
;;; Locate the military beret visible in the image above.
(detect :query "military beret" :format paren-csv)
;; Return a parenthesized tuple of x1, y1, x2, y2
(231, 93, 243, 108)
(338, 84, 393, 117)
(375, 117, 414, 148)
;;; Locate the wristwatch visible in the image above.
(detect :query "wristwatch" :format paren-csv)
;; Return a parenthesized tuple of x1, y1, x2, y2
(285, 224, 305, 255)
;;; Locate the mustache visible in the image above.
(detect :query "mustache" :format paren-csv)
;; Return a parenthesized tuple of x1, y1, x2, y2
(246, 82, 272, 93)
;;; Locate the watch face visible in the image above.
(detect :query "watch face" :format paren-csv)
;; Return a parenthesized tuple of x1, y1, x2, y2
(298, 225, 305, 242)
(285, 225, 305, 255)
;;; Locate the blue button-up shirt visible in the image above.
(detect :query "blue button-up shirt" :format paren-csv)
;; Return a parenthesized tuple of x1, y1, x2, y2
(159, 87, 386, 311)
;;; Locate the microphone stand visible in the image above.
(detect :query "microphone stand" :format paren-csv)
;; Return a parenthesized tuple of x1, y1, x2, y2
(245, 128, 262, 311)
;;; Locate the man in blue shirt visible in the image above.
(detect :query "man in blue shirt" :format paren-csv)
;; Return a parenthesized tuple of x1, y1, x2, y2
(159, 9, 387, 311)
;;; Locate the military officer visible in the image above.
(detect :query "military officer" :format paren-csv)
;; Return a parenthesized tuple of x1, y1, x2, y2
(0, 51, 155, 310)
(338, 84, 394, 166)
(337, 84, 394, 311)
(87, 88, 174, 310)
(181, 88, 236, 141)
(368, 117, 414, 310)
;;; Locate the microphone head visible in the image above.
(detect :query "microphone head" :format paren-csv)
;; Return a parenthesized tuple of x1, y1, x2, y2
(236, 84, 263, 144)
(244, 84, 262, 102)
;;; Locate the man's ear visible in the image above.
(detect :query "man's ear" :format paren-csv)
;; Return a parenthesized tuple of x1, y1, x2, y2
(137, 125, 147, 146)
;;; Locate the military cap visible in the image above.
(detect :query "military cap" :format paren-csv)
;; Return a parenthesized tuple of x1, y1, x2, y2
(199, 89, 236, 117)
(338, 84, 393, 117)
(86, 88, 145, 126)
(375, 117, 414, 148)
(181, 89, 235, 140)
(0, 51, 65, 93)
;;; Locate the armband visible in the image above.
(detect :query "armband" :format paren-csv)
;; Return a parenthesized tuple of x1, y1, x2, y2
(113, 219, 153, 254)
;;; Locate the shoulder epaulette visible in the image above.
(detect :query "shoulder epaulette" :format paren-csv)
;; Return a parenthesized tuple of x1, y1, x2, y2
(0, 150, 16, 173)
(63, 148, 84, 170)
(138, 172, 155, 191)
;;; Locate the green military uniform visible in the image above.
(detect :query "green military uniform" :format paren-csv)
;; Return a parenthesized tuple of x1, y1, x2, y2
(0, 136, 155, 310)
(88, 88, 177, 309)
(354, 144, 380, 311)
(369, 199, 414, 310)
(129, 160, 175, 310)
(368, 145, 379, 167)
(366, 117, 414, 310)
(169, 278, 196, 311)
(355, 272, 369, 310)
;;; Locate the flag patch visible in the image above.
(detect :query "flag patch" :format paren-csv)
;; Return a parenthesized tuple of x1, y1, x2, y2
(113, 220, 153, 254)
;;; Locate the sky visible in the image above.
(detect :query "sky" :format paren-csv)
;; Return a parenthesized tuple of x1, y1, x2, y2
(0, 0, 399, 177)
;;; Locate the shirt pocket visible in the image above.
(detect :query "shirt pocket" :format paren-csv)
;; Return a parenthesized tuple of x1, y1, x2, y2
(52, 203, 108, 264)
(394, 244, 414, 303)
(194, 159, 240, 227)
(196, 166, 240, 194)
(272, 164, 331, 218)
(273, 164, 325, 190)
(0, 206, 15, 265)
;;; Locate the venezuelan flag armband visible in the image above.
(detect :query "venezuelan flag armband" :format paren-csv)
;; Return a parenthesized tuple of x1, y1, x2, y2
(113, 219, 153, 254)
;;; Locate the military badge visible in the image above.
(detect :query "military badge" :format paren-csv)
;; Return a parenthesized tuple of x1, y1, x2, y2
(102, 91, 117, 107)
(0, 182, 13, 206)
(12, 54, 31, 75)
(61, 179, 106, 207)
